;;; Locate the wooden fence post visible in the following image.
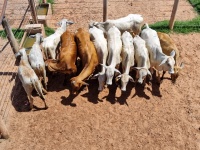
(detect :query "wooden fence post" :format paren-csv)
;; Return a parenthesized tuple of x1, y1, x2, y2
(2, 17, 19, 54)
(0, 117, 9, 139)
(103, 0, 108, 21)
(169, 0, 179, 30)
(28, 0, 38, 24)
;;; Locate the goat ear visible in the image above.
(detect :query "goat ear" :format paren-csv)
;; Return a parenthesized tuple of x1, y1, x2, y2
(100, 64, 108, 69)
(159, 57, 168, 66)
(147, 70, 152, 80)
(29, 35, 35, 38)
(15, 52, 21, 58)
(55, 22, 60, 26)
(82, 81, 89, 86)
(91, 74, 99, 79)
(41, 37, 44, 43)
(179, 62, 184, 69)
(102, 22, 109, 26)
(115, 75, 121, 82)
(170, 50, 176, 57)
(129, 75, 134, 82)
(93, 22, 99, 26)
(67, 20, 74, 25)
(71, 80, 76, 84)
(133, 67, 142, 70)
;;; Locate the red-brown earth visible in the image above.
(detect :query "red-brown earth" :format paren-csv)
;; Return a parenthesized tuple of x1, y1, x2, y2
(0, 0, 200, 149)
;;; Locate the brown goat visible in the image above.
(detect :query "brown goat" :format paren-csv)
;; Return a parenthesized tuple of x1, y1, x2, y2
(157, 32, 184, 83)
(45, 30, 77, 79)
(70, 28, 98, 94)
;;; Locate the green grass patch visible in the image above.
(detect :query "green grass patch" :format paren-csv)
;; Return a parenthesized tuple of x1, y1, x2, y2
(38, 0, 54, 4)
(149, 16, 200, 34)
(149, 20, 170, 33)
(0, 29, 24, 40)
(47, 0, 54, 4)
(44, 27, 55, 36)
(188, 0, 200, 14)
(0, 27, 55, 42)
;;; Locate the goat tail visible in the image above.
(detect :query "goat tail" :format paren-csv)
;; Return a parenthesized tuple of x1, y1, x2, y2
(31, 78, 45, 100)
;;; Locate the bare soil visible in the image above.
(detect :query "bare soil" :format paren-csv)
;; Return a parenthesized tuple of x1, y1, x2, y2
(1, 0, 200, 150)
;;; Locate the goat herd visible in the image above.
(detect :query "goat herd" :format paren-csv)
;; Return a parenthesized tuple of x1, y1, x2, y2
(15, 14, 184, 110)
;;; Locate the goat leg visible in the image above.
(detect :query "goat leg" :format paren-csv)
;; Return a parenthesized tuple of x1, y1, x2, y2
(43, 69, 47, 90)
(42, 88, 48, 95)
(161, 71, 166, 81)
(156, 71, 161, 84)
(28, 95, 34, 110)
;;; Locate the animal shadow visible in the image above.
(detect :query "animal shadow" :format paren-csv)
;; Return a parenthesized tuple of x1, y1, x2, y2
(47, 72, 69, 92)
(11, 75, 32, 112)
(131, 69, 151, 99)
(147, 71, 162, 97)
(102, 83, 118, 104)
(60, 94, 77, 107)
(132, 83, 150, 100)
(81, 79, 102, 104)
(116, 82, 134, 105)
(11, 75, 49, 112)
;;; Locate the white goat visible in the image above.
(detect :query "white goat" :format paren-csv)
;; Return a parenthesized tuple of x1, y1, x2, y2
(102, 26, 122, 85)
(89, 26, 108, 91)
(133, 35, 151, 85)
(140, 23, 175, 83)
(116, 31, 134, 91)
(29, 33, 47, 90)
(90, 14, 143, 35)
(15, 48, 48, 110)
(157, 32, 184, 83)
(42, 19, 74, 60)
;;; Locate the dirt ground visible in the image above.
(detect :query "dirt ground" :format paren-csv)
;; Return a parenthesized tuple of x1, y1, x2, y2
(1, 0, 200, 150)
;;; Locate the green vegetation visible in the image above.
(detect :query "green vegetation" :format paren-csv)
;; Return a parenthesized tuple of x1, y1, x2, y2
(188, 0, 200, 14)
(0, 27, 55, 41)
(0, 29, 24, 40)
(47, 0, 54, 4)
(39, 0, 54, 4)
(149, 0, 200, 33)
(1, 0, 200, 41)
(150, 16, 200, 33)
(44, 27, 55, 36)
